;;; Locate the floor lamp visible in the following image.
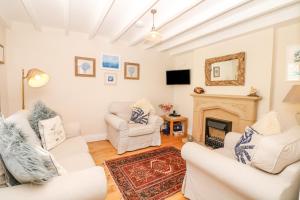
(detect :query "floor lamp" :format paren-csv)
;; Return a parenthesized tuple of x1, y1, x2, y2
(283, 85, 300, 124)
(22, 68, 49, 109)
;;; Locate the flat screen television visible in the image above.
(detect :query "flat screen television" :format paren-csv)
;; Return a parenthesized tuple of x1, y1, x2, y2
(166, 69, 190, 85)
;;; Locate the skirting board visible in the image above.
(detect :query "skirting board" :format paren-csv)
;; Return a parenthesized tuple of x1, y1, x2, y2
(83, 133, 107, 142)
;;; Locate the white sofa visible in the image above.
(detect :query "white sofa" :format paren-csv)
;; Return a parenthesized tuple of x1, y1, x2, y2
(0, 122, 107, 200)
(105, 101, 163, 154)
(181, 132, 300, 200)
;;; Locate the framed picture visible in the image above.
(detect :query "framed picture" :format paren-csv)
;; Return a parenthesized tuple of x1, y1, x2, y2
(213, 66, 220, 78)
(105, 73, 117, 85)
(287, 46, 300, 81)
(101, 54, 120, 70)
(124, 62, 140, 80)
(75, 56, 96, 77)
(0, 44, 4, 64)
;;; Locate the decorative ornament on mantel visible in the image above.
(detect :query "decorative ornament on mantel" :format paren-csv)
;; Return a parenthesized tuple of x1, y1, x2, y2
(247, 86, 259, 97)
(159, 103, 173, 115)
(194, 87, 205, 94)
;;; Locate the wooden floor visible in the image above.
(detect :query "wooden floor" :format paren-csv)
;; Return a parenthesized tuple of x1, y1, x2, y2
(88, 134, 187, 200)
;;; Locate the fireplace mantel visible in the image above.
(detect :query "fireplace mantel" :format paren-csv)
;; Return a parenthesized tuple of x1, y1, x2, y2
(191, 93, 261, 143)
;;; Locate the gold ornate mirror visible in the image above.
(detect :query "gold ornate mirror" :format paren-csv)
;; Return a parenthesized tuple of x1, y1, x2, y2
(205, 52, 245, 86)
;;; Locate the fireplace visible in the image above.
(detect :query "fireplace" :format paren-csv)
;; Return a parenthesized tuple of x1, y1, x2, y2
(205, 117, 232, 149)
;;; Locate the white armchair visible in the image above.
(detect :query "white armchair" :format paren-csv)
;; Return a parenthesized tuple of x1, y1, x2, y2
(181, 132, 300, 200)
(105, 102, 163, 154)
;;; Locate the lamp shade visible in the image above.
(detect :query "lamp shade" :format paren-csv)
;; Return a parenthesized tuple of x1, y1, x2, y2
(145, 30, 162, 43)
(283, 85, 300, 104)
(26, 68, 49, 88)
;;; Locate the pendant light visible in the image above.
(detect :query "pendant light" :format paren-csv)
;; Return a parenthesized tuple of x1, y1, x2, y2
(145, 9, 162, 43)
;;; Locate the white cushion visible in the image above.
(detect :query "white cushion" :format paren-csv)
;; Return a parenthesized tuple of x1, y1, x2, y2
(131, 98, 155, 115)
(6, 110, 41, 146)
(251, 126, 300, 174)
(128, 123, 155, 137)
(38, 116, 66, 150)
(50, 136, 88, 160)
(252, 111, 281, 135)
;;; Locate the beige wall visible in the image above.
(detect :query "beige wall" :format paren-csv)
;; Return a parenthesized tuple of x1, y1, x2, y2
(0, 22, 8, 116)
(5, 22, 173, 139)
(171, 28, 274, 133)
(271, 22, 300, 130)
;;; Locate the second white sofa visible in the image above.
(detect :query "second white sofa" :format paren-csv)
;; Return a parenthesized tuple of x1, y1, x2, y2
(0, 121, 107, 200)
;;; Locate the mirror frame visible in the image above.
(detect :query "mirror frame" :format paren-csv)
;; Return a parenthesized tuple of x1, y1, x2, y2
(205, 52, 245, 86)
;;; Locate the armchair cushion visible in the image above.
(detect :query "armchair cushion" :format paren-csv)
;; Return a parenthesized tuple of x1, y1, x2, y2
(128, 124, 155, 137)
(252, 126, 300, 174)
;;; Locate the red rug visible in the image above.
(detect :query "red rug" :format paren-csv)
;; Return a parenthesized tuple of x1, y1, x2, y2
(105, 146, 186, 200)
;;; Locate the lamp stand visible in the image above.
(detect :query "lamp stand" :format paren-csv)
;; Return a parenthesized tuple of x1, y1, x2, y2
(22, 69, 26, 109)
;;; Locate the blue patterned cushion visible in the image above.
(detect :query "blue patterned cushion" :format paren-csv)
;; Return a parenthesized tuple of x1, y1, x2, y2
(234, 127, 261, 165)
(130, 107, 150, 125)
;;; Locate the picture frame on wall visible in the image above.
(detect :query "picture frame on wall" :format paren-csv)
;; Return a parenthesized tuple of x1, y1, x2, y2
(101, 54, 120, 70)
(105, 73, 117, 85)
(213, 66, 220, 78)
(287, 46, 300, 81)
(124, 62, 140, 80)
(75, 56, 96, 77)
(0, 44, 4, 64)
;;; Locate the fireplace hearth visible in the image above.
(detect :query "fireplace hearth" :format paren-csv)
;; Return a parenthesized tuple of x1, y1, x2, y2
(205, 118, 232, 149)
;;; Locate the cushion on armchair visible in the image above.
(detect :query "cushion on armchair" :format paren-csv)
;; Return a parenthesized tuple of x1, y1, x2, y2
(251, 126, 300, 174)
(128, 123, 155, 137)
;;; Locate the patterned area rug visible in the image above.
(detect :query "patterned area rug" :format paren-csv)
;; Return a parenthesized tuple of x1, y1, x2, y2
(105, 146, 186, 200)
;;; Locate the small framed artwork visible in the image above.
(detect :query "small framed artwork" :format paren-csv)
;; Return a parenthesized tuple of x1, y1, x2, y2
(287, 46, 300, 81)
(0, 44, 4, 64)
(213, 66, 220, 78)
(124, 62, 140, 80)
(75, 56, 96, 77)
(101, 54, 120, 70)
(104, 73, 117, 85)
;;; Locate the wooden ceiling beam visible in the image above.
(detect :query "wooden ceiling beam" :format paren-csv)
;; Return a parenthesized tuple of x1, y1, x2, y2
(144, 0, 251, 49)
(128, 0, 204, 46)
(156, 0, 298, 52)
(168, 3, 300, 55)
(110, 0, 160, 43)
(89, 0, 116, 39)
(20, 0, 41, 31)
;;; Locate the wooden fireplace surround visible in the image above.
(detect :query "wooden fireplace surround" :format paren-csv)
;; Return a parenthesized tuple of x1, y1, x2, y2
(191, 93, 261, 143)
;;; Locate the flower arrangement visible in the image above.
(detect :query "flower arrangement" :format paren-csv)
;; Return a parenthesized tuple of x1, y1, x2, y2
(159, 103, 173, 114)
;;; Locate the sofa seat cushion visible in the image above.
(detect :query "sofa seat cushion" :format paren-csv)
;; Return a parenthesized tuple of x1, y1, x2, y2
(54, 153, 95, 172)
(50, 136, 88, 159)
(128, 123, 155, 137)
(214, 148, 235, 160)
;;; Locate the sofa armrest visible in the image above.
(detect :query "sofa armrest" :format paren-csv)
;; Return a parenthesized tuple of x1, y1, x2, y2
(181, 142, 293, 200)
(0, 167, 107, 200)
(148, 115, 163, 127)
(224, 132, 242, 150)
(64, 122, 81, 138)
(105, 114, 128, 131)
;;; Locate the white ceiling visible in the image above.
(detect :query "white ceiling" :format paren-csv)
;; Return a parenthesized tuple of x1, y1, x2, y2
(0, 0, 299, 55)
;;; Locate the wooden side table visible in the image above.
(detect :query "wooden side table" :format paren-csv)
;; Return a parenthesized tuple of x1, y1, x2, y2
(161, 115, 188, 136)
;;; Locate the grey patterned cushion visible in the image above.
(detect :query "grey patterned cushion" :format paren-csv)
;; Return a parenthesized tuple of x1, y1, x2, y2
(28, 101, 57, 139)
(130, 107, 150, 125)
(0, 156, 20, 187)
(234, 127, 262, 165)
(0, 118, 59, 184)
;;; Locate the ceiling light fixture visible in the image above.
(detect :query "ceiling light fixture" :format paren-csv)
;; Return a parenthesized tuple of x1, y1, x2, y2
(145, 9, 162, 43)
